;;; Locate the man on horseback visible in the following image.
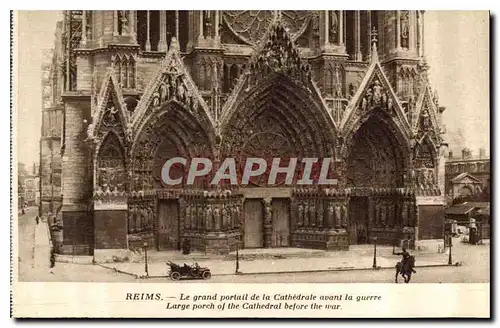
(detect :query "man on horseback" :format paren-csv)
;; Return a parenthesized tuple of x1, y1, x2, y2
(395, 247, 416, 273)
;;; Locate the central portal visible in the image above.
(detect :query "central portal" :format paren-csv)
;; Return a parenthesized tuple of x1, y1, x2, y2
(348, 196, 369, 244)
(157, 200, 180, 250)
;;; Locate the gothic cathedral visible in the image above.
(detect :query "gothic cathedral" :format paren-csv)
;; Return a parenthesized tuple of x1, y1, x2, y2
(48, 10, 446, 260)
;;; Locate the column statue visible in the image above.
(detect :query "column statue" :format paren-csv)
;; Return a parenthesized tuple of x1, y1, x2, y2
(205, 204, 213, 231)
(297, 201, 304, 227)
(327, 201, 334, 229)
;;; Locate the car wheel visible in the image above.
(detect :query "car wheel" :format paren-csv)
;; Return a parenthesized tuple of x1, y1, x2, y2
(171, 271, 181, 281)
(202, 271, 212, 280)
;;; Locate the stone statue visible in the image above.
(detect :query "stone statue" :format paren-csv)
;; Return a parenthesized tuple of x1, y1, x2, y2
(372, 80, 382, 105)
(297, 201, 304, 227)
(309, 201, 316, 227)
(205, 205, 213, 231)
(128, 210, 135, 233)
(341, 204, 348, 228)
(380, 204, 386, 226)
(222, 204, 229, 230)
(334, 204, 342, 228)
(213, 205, 221, 231)
(327, 201, 334, 229)
(120, 11, 129, 35)
(402, 202, 408, 226)
(303, 201, 310, 227)
(316, 202, 324, 228)
(329, 11, 338, 43)
(152, 92, 160, 107)
(185, 204, 192, 229)
(264, 200, 272, 225)
(401, 11, 410, 49)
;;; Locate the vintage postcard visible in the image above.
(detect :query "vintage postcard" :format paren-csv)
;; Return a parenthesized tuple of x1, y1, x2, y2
(11, 10, 490, 318)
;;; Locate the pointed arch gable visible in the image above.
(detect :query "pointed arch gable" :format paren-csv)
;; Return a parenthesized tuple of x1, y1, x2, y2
(340, 61, 412, 142)
(131, 39, 215, 133)
(92, 68, 130, 133)
(413, 84, 440, 133)
(221, 12, 314, 121)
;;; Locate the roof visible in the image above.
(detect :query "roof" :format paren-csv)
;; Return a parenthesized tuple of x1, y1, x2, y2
(445, 204, 476, 215)
(462, 202, 490, 208)
(445, 202, 490, 215)
(450, 172, 482, 183)
(476, 206, 491, 217)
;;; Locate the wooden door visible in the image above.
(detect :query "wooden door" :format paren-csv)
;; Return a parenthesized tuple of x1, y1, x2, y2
(349, 197, 368, 244)
(271, 198, 291, 247)
(244, 199, 264, 248)
(157, 200, 180, 250)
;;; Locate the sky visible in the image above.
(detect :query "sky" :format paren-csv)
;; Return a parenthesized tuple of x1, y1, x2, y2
(14, 10, 490, 167)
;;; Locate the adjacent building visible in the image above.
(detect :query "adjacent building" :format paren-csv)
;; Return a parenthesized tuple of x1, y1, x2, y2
(445, 148, 490, 201)
(44, 10, 448, 260)
(39, 22, 64, 217)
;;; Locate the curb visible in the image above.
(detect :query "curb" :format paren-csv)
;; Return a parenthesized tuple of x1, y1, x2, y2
(97, 263, 457, 279)
(97, 264, 142, 278)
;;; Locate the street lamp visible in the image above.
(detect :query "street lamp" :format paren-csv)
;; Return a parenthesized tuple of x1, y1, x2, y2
(235, 241, 240, 274)
(372, 236, 378, 269)
(448, 234, 453, 265)
(143, 241, 149, 277)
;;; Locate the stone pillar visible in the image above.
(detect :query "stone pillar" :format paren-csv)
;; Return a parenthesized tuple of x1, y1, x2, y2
(145, 11, 151, 51)
(113, 10, 119, 36)
(159, 11, 167, 51)
(339, 10, 344, 45)
(214, 10, 220, 44)
(81, 11, 87, 47)
(355, 10, 362, 60)
(129, 10, 137, 42)
(367, 10, 372, 58)
(60, 94, 93, 255)
(409, 11, 416, 53)
(198, 11, 204, 42)
(396, 10, 401, 50)
(175, 11, 180, 39)
(324, 10, 329, 45)
(263, 198, 272, 248)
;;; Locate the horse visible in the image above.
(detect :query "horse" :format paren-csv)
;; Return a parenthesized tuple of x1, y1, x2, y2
(395, 255, 415, 283)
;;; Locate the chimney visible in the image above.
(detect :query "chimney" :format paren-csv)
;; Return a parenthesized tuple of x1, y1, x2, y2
(462, 148, 471, 160)
(479, 148, 486, 159)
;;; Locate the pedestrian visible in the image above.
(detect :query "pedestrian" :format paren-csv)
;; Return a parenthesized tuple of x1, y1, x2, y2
(50, 249, 56, 268)
(35, 216, 39, 225)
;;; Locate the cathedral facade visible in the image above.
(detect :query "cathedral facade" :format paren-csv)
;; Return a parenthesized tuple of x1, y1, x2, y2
(50, 10, 447, 260)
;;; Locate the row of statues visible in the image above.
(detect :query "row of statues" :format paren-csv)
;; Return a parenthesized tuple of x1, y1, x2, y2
(374, 200, 415, 228)
(185, 202, 243, 232)
(128, 204, 155, 233)
(297, 200, 348, 229)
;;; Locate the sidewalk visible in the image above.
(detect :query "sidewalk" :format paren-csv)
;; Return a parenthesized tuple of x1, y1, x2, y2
(33, 220, 52, 270)
(102, 245, 453, 278)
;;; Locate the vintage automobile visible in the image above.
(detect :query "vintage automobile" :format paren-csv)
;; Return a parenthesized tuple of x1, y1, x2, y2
(166, 260, 212, 280)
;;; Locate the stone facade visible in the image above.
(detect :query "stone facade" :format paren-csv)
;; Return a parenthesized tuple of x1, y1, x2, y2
(46, 10, 446, 258)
